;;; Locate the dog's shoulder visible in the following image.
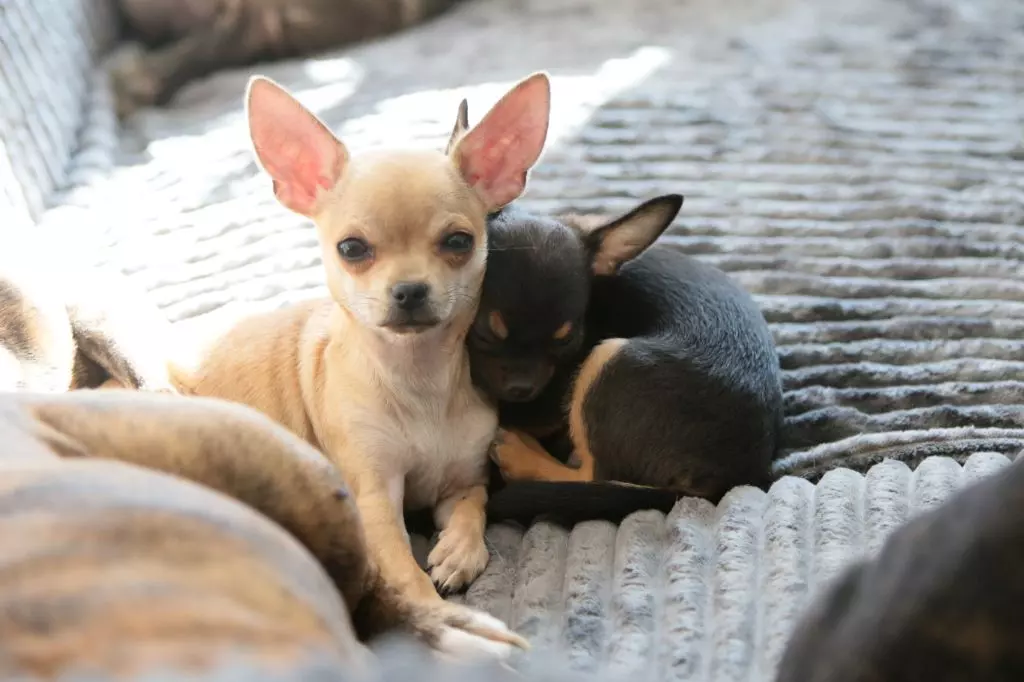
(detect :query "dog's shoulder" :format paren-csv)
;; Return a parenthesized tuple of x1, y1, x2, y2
(177, 298, 333, 436)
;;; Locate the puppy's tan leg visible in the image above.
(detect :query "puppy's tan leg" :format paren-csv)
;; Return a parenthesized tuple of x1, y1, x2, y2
(492, 340, 627, 483)
(565, 339, 627, 481)
(491, 428, 590, 482)
(427, 485, 489, 594)
(341, 467, 527, 654)
(349, 475, 438, 602)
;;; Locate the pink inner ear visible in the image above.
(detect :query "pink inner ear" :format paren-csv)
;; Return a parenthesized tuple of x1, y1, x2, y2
(459, 134, 522, 186)
(255, 134, 336, 213)
(248, 81, 345, 216)
(457, 76, 550, 210)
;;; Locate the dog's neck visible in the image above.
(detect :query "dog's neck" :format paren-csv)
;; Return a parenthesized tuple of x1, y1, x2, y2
(331, 307, 473, 399)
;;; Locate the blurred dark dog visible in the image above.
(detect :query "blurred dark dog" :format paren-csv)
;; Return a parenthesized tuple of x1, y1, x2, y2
(110, 0, 466, 117)
(777, 452, 1024, 682)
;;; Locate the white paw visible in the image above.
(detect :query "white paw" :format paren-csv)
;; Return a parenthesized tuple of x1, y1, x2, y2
(434, 625, 515, 662)
(411, 601, 528, 662)
(427, 525, 490, 594)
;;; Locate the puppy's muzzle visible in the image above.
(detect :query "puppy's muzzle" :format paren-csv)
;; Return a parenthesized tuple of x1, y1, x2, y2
(392, 282, 429, 311)
(500, 377, 544, 402)
(381, 281, 440, 333)
(479, 359, 555, 403)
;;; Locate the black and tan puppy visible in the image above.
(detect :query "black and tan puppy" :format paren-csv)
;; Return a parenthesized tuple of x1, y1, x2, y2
(445, 103, 784, 521)
(111, 0, 465, 117)
(776, 452, 1024, 681)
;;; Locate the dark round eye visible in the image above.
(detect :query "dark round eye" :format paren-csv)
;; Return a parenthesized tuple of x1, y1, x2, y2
(337, 238, 371, 262)
(440, 231, 474, 254)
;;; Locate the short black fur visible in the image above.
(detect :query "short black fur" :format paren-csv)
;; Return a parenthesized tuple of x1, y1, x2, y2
(582, 247, 782, 495)
(471, 196, 784, 523)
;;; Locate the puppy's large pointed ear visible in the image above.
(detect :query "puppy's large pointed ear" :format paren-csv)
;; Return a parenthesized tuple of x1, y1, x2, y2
(450, 72, 551, 212)
(445, 98, 470, 156)
(584, 194, 684, 276)
(245, 76, 348, 217)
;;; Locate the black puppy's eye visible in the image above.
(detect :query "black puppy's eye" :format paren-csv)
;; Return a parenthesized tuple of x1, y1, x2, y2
(337, 238, 371, 262)
(553, 321, 574, 344)
(470, 329, 500, 352)
(440, 231, 474, 253)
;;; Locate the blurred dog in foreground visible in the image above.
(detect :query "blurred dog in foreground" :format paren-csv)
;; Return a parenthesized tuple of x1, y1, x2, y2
(777, 451, 1024, 682)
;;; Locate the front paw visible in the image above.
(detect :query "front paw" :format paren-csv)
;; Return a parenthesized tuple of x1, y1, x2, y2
(407, 599, 528, 661)
(427, 525, 489, 594)
(489, 428, 540, 482)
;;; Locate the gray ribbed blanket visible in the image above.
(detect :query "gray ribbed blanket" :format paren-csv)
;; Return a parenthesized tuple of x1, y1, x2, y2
(5, 0, 1023, 678)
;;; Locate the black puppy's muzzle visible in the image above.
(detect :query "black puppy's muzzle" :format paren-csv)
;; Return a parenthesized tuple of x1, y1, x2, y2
(475, 357, 555, 403)
(499, 377, 544, 402)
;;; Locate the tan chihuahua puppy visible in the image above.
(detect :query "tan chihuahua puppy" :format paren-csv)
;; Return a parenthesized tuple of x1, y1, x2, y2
(175, 73, 550, 657)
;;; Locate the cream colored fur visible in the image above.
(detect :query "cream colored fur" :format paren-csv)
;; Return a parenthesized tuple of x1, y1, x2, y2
(173, 72, 551, 659)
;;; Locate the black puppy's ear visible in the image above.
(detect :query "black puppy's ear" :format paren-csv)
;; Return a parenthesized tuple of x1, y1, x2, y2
(445, 99, 470, 155)
(584, 194, 683, 276)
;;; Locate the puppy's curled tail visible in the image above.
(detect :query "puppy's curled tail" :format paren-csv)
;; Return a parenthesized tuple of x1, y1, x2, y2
(485, 480, 682, 526)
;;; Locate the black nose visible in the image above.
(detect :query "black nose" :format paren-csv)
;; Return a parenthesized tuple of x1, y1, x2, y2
(391, 282, 430, 311)
(507, 385, 534, 400)
(503, 381, 538, 401)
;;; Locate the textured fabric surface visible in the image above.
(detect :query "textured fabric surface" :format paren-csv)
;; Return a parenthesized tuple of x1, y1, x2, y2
(6, 0, 1024, 678)
(416, 451, 1013, 680)
(0, 0, 118, 227)
(72, 0, 1024, 477)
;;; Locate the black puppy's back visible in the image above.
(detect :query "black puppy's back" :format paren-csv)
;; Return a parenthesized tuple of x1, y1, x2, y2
(582, 246, 783, 498)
